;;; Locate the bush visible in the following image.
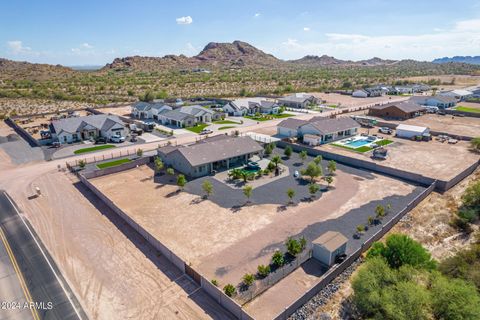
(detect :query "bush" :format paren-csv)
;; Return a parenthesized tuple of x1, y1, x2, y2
(223, 284, 236, 297)
(285, 238, 302, 256)
(257, 264, 271, 278)
(458, 208, 477, 223)
(136, 148, 143, 157)
(450, 216, 474, 234)
(271, 250, 285, 267)
(242, 273, 255, 287)
(284, 146, 292, 158)
(211, 279, 218, 286)
(367, 234, 437, 270)
(462, 180, 480, 209)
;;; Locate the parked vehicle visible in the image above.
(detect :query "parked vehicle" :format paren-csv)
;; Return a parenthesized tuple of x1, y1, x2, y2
(52, 141, 61, 148)
(293, 170, 300, 178)
(200, 129, 213, 135)
(110, 135, 126, 143)
(142, 122, 155, 132)
(378, 127, 392, 134)
(95, 137, 107, 144)
(129, 124, 143, 136)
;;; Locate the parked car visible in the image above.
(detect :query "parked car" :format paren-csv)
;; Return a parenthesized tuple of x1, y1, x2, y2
(95, 137, 107, 144)
(200, 129, 213, 135)
(293, 170, 300, 178)
(110, 135, 126, 143)
(378, 127, 392, 134)
(52, 141, 61, 148)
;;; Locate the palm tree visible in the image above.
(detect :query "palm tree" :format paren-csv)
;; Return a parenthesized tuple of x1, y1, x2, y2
(228, 168, 243, 180)
(271, 155, 282, 169)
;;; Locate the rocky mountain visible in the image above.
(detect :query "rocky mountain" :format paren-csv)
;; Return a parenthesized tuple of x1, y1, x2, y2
(357, 57, 397, 66)
(0, 58, 74, 80)
(433, 56, 480, 65)
(290, 55, 350, 66)
(103, 40, 282, 71)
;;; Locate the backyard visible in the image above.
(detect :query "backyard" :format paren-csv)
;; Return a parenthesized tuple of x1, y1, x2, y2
(89, 148, 425, 307)
(244, 113, 294, 122)
(96, 158, 131, 169)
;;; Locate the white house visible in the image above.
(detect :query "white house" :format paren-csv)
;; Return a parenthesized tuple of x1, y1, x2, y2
(278, 93, 318, 109)
(439, 89, 473, 101)
(223, 101, 248, 116)
(352, 89, 369, 98)
(223, 98, 279, 116)
(395, 124, 430, 139)
(132, 101, 172, 119)
(158, 105, 222, 128)
(277, 118, 310, 137)
(298, 117, 360, 144)
(50, 115, 127, 144)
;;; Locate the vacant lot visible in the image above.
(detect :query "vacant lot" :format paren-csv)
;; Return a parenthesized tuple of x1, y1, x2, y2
(374, 113, 480, 138)
(321, 128, 479, 181)
(310, 92, 408, 108)
(95, 105, 132, 118)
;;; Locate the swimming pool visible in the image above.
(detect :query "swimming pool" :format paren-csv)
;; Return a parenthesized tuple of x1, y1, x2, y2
(344, 138, 375, 148)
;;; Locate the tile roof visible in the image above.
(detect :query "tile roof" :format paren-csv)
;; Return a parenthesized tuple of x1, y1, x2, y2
(301, 117, 360, 135)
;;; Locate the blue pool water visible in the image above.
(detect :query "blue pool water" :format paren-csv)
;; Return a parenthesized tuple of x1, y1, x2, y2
(345, 138, 374, 148)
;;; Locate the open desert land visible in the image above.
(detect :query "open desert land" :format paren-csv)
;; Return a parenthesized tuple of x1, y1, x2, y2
(94, 105, 133, 118)
(321, 127, 479, 181)
(90, 154, 424, 287)
(0, 98, 92, 117)
(403, 75, 480, 89)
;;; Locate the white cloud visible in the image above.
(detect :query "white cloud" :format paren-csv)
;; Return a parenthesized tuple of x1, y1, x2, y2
(71, 43, 95, 55)
(7, 40, 31, 54)
(176, 16, 193, 25)
(254, 13, 261, 18)
(303, 27, 310, 32)
(81, 43, 93, 49)
(274, 18, 480, 61)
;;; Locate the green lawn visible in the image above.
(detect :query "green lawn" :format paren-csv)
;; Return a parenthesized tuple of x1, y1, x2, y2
(213, 120, 241, 125)
(455, 106, 480, 114)
(96, 158, 132, 169)
(244, 113, 294, 122)
(74, 144, 116, 154)
(219, 126, 236, 130)
(185, 123, 209, 133)
(376, 139, 394, 146)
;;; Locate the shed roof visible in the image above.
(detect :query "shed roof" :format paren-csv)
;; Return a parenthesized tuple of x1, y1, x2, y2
(370, 101, 425, 113)
(313, 231, 348, 252)
(396, 124, 428, 133)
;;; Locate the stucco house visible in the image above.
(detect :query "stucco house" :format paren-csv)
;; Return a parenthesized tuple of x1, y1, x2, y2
(352, 89, 369, 98)
(223, 98, 279, 116)
(247, 100, 280, 114)
(158, 105, 222, 128)
(439, 89, 474, 101)
(50, 115, 127, 144)
(423, 95, 457, 109)
(278, 93, 318, 109)
(157, 135, 263, 177)
(132, 101, 172, 119)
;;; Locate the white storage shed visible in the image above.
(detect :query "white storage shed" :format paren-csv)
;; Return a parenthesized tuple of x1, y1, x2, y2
(312, 231, 348, 267)
(395, 124, 430, 139)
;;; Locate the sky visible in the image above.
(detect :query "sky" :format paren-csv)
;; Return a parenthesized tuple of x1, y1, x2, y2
(1, 0, 480, 66)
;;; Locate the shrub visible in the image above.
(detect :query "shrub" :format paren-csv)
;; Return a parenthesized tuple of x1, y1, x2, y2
(470, 137, 480, 152)
(78, 159, 86, 169)
(177, 174, 186, 189)
(462, 180, 480, 210)
(257, 264, 271, 278)
(286, 188, 295, 203)
(202, 180, 214, 198)
(271, 250, 285, 267)
(286, 237, 302, 256)
(450, 216, 474, 234)
(458, 208, 477, 223)
(327, 160, 337, 175)
(223, 284, 236, 297)
(136, 148, 143, 157)
(284, 146, 292, 158)
(313, 155, 322, 165)
(301, 162, 322, 183)
(242, 273, 255, 287)
(308, 183, 320, 198)
(211, 279, 218, 286)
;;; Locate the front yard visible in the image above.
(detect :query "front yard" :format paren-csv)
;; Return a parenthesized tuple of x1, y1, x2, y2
(455, 106, 480, 114)
(185, 123, 209, 133)
(74, 144, 116, 154)
(244, 113, 294, 122)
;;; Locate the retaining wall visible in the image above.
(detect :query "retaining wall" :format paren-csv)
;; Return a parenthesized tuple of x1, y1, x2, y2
(274, 181, 436, 320)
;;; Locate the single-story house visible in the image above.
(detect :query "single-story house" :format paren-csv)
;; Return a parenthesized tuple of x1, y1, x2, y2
(50, 115, 127, 144)
(423, 95, 457, 109)
(395, 124, 430, 139)
(312, 231, 348, 267)
(439, 89, 474, 101)
(298, 117, 360, 144)
(352, 89, 369, 98)
(277, 118, 310, 137)
(368, 101, 426, 120)
(158, 105, 222, 127)
(132, 101, 172, 119)
(248, 100, 280, 114)
(157, 135, 263, 177)
(223, 98, 279, 116)
(278, 93, 318, 109)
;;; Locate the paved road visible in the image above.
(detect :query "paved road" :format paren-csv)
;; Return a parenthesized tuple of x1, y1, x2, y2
(0, 191, 86, 320)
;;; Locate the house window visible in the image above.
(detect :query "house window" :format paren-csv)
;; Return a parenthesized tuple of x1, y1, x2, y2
(72, 134, 78, 141)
